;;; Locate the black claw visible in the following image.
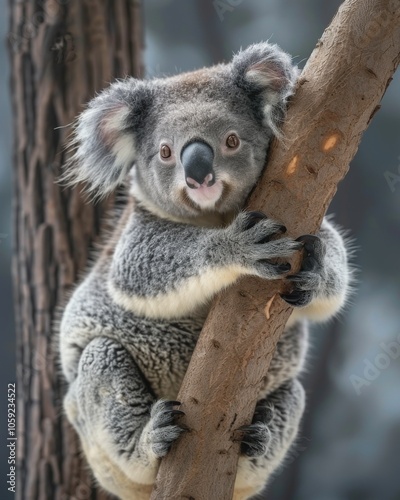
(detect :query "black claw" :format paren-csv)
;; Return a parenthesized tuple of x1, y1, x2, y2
(295, 234, 324, 272)
(280, 290, 311, 306)
(287, 274, 303, 283)
(244, 211, 267, 230)
(280, 290, 303, 301)
(276, 263, 291, 273)
(256, 224, 287, 244)
(170, 410, 185, 418)
(156, 408, 185, 429)
(296, 234, 322, 253)
(257, 236, 270, 244)
(169, 401, 182, 407)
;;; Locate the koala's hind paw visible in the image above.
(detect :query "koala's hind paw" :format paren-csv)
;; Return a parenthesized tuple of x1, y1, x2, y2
(149, 400, 186, 457)
(238, 400, 274, 457)
(281, 234, 325, 307)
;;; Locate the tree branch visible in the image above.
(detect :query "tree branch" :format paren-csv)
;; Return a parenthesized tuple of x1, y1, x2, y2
(152, 0, 400, 499)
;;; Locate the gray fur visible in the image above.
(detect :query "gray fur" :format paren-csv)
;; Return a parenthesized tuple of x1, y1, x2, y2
(110, 209, 301, 299)
(59, 42, 351, 499)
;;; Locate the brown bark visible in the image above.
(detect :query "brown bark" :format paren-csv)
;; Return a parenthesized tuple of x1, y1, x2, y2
(152, 1, 400, 499)
(10, 1, 143, 499)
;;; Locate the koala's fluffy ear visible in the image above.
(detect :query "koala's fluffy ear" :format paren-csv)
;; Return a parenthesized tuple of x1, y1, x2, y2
(63, 78, 151, 197)
(231, 42, 299, 135)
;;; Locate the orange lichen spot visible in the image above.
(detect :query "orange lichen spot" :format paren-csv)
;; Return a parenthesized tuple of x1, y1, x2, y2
(286, 155, 299, 176)
(322, 133, 340, 152)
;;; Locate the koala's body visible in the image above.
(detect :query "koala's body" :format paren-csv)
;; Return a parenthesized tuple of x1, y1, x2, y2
(60, 43, 350, 500)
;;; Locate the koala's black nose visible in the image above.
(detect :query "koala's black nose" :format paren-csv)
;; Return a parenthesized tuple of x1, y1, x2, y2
(181, 141, 215, 189)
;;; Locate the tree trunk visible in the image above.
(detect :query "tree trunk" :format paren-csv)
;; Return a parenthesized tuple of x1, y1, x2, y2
(152, 1, 400, 499)
(10, 1, 143, 498)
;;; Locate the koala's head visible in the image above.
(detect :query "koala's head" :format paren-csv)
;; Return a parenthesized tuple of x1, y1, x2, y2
(64, 42, 298, 219)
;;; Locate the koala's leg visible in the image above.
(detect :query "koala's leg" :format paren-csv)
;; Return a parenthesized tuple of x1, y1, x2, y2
(284, 217, 351, 325)
(64, 337, 184, 500)
(233, 379, 305, 500)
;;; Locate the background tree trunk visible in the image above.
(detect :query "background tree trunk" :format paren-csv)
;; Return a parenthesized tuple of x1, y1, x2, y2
(152, 0, 400, 499)
(10, 1, 143, 498)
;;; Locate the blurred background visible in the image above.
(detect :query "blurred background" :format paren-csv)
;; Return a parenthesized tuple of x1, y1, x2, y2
(1, 0, 399, 499)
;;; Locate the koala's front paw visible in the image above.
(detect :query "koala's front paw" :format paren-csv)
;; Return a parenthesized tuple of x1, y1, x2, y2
(149, 400, 186, 457)
(238, 399, 274, 457)
(281, 234, 325, 307)
(228, 211, 302, 280)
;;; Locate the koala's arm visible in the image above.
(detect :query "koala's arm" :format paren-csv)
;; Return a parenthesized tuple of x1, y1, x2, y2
(108, 208, 301, 319)
(285, 217, 351, 326)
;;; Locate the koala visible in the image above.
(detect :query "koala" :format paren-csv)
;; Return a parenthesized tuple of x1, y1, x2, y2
(59, 42, 350, 500)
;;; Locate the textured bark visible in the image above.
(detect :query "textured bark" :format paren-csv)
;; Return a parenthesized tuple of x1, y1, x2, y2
(10, 1, 143, 499)
(153, 1, 400, 499)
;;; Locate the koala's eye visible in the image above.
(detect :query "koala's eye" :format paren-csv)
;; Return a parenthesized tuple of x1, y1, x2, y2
(160, 144, 172, 159)
(226, 134, 240, 149)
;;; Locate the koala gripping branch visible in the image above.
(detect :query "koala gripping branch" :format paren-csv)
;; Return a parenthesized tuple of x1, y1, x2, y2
(152, 1, 400, 499)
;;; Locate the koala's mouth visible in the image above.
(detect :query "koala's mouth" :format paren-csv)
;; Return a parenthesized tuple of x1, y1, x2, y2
(185, 180, 224, 210)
